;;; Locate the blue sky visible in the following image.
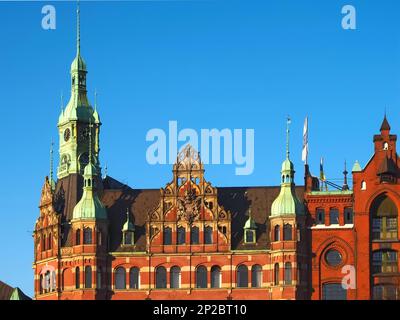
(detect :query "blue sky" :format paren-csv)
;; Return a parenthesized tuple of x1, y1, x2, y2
(0, 0, 399, 297)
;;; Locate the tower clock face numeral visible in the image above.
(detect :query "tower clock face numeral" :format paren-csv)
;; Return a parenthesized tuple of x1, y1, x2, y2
(64, 128, 71, 142)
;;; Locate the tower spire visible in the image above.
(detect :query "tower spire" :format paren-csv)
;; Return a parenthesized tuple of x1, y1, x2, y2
(342, 160, 349, 191)
(286, 116, 291, 159)
(77, 0, 80, 56)
(89, 117, 92, 164)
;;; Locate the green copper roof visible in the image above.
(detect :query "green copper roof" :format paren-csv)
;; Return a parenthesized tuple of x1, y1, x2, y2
(122, 208, 135, 232)
(352, 160, 362, 172)
(271, 118, 304, 217)
(244, 216, 257, 229)
(10, 287, 30, 300)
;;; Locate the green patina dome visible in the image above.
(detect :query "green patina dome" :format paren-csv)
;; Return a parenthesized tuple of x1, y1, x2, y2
(71, 54, 86, 72)
(244, 215, 257, 229)
(122, 209, 135, 232)
(281, 158, 294, 172)
(72, 162, 107, 220)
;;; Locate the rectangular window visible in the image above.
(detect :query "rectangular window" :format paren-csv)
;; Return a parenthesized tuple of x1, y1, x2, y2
(316, 209, 325, 225)
(329, 208, 339, 225)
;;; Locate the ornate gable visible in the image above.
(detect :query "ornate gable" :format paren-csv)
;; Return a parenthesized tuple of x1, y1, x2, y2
(147, 145, 231, 252)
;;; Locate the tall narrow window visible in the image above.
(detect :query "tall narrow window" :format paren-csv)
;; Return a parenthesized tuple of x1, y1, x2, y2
(274, 225, 280, 241)
(251, 265, 262, 288)
(85, 266, 92, 289)
(115, 267, 126, 290)
(84, 228, 92, 244)
(170, 266, 181, 289)
(97, 267, 102, 289)
(191, 226, 199, 244)
(39, 274, 43, 294)
(329, 208, 339, 225)
(61, 269, 66, 291)
(284, 262, 292, 285)
(129, 267, 140, 289)
(211, 266, 221, 288)
(155, 266, 167, 289)
(196, 266, 207, 288)
(344, 208, 353, 224)
(205, 226, 213, 244)
(76, 229, 81, 245)
(283, 224, 292, 240)
(237, 265, 248, 288)
(48, 233, 52, 250)
(75, 267, 80, 289)
(316, 209, 325, 225)
(274, 264, 279, 285)
(177, 227, 186, 245)
(42, 234, 46, 251)
(163, 227, 172, 245)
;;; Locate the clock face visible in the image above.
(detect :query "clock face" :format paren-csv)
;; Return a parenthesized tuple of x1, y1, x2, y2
(79, 152, 89, 168)
(80, 127, 90, 142)
(64, 128, 71, 142)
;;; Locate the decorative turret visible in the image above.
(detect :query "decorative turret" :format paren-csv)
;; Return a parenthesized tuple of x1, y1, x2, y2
(243, 207, 257, 244)
(72, 121, 107, 220)
(122, 208, 135, 246)
(271, 118, 304, 217)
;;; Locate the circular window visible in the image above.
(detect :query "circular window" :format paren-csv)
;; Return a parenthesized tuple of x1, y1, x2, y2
(325, 249, 343, 267)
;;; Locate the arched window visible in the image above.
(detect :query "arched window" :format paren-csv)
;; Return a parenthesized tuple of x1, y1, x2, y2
(196, 266, 207, 288)
(97, 267, 102, 289)
(274, 263, 279, 285)
(163, 227, 172, 245)
(44, 271, 51, 293)
(85, 266, 92, 289)
(170, 266, 181, 289)
(211, 266, 221, 288)
(42, 234, 46, 251)
(283, 224, 292, 240)
(205, 226, 213, 244)
(191, 226, 199, 244)
(51, 271, 56, 292)
(361, 181, 367, 190)
(177, 227, 186, 245)
(48, 233, 52, 250)
(75, 267, 80, 289)
(83, 228, 92, 244)
(76, 229, 81, 245)
(284, 262, 292, 285)
(155, 266, 167, 289)
(115, 267, 126, 290)
(251, 265, 262, 288)
(236, 265, 248, 288)
(371, 194, 398, 240)
(129, 267, 140, 289)
(274, 225, 280, 242)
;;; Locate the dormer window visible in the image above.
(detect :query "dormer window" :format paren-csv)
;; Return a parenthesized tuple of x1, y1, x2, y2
(245, 229, 256, 243)
(123, 231, 134, 245)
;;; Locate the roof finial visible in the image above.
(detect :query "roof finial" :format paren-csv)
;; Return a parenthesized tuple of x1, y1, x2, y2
(77, 0, 80, 56)
(286, 116, 291, 159)
(94, 89, 98, 111)
(50, 139, 54, 185)
(60, 91, 64, 112)
(342, 160, 349, 191)
(88, 117, 92, 165)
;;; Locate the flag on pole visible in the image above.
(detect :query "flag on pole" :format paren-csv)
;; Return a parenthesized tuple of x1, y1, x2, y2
(302, 117, 308, 164)
(320, 157, 327, 191)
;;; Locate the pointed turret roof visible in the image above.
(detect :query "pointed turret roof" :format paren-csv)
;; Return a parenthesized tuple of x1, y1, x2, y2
(380, 115, 391, 131)
(271, 118, 304, 217)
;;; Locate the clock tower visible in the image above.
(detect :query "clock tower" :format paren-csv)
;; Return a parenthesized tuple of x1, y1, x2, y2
(57, 4, 101, 180)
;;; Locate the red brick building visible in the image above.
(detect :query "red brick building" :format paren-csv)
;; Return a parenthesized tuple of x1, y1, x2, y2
(33, 8, 400, 301)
